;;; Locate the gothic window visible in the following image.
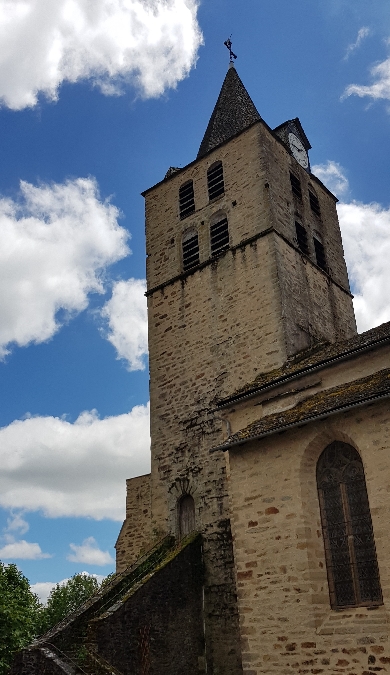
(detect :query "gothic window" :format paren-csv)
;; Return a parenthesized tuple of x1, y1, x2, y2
(182, 230, 200, 270)
(210, 216, 229, 256)
(290, 173, 302, 200)
(317, 442, 382, 610)
(179, 180, 195, 219)
(295, 222, 309, 255)
(309, 190, 321, 217)
(313, 237, 327, 271)
(207, 162, 225, 201)
(179, 494, 195, 538)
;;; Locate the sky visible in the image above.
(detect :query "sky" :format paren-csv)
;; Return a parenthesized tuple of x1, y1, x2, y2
(0, 0, 390, 605)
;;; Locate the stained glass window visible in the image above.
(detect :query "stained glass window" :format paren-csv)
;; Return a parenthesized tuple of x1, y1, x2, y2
(317, 442, 382, 609)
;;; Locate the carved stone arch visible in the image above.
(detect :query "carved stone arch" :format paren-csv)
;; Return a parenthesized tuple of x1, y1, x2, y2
(210, 208, 228, 226)
(168, 475, 198, 539)
(298, 427, 362, 610)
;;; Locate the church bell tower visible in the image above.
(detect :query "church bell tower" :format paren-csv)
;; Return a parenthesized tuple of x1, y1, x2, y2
(117, 62, 357, 674)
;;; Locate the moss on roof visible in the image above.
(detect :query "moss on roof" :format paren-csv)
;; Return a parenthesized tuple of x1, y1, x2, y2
(215, 368, 390, 451)
(217, 321, 390, 408)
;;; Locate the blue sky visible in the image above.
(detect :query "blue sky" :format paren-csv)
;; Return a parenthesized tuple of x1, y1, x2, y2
(1, 0, 390, 603)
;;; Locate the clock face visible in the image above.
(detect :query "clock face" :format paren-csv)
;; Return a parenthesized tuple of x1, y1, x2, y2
(288, 133, 309, 169)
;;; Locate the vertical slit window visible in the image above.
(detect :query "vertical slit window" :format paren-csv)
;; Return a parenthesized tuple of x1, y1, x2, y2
(309, 191, 321, 217)
(182, 231, 200, 271)
(295, 222, 309, 255)
(207, 162, 225, 201)
(290, 173, 302, 200)
(179, 181, 195, 220)
(210, 218, 229, 256)
(313, 237, 327, 271)
(317, 442, 382, 610)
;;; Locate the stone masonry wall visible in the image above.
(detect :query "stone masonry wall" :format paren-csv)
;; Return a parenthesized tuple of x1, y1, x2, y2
(115, 474, 152, 572)
(274, 235, 356, 356)
(227, 397, 390, 675)
(147, 235, 284, 674)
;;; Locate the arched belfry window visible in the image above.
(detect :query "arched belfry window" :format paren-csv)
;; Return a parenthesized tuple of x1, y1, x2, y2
(317, 442, 382, 609)
(178, 494, 195, 539)
(179, 180, 195, 219)
(207, 162, 224, 201)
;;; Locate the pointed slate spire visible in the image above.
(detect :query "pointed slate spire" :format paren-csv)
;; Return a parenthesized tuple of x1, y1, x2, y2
(197, 64, 261, 159)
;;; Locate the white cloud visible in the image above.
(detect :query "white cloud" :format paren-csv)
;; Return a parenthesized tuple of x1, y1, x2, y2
(101, 278, 148, 370)
(0, 539, 51, 559)
(0, 0, 203, 110)
(67, 536, 114, 565)
(32, 572, 106, 604)
(312, 161, 349, 198)
(30, 581, 56, 605)
(5, 511, 29, 535)
(344, 46, 390, 101)
(0, 403, 150, 521)
(0, 177, 129, 359)
(337, 201, 390, 331)
(310, 161, 390, 332)
(344, 27, 370, 60)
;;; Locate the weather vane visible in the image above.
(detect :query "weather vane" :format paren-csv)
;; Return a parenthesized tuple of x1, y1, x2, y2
(224, 36, 237, 63)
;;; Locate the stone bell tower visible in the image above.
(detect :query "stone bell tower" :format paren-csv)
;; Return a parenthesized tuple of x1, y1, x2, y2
(116, 63, 357, 674)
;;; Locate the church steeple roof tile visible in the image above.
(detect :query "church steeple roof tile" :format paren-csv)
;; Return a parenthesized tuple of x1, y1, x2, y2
(197, 65, 261, 159)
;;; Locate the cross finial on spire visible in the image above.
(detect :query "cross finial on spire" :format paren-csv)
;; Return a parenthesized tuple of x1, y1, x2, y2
(224, 36, 237, 63)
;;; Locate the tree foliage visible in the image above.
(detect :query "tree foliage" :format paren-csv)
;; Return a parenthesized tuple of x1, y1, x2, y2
(39, 573, 100, 634)
(0, 562, 41, 675)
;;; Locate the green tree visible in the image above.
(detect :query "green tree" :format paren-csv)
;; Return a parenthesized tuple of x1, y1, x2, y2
(39, 573, 100, 634)
(0, 562, 41, 675)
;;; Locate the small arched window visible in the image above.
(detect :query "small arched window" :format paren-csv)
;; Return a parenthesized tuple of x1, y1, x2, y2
(207, 162, 224, 201)
(178, 494, 195, 538)
(179, 180, 195, 219)
(182, 230, 200, 271)
(317, 442, 382, 609)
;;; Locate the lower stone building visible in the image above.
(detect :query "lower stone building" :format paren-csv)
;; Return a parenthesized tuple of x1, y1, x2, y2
(216, 323, 390, 675)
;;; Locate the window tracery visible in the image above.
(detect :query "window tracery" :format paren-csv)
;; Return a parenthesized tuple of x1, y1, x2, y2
(317, 442, 382, 609)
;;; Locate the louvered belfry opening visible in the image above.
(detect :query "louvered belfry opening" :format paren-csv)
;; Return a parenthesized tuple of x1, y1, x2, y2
(179, 494, 195, 539)
(207, 162, 225, 201)
(295, 222, 309, 255)
(313, 237, 327, 271)
(317, 442, 382, 610)
(290, 172, 302, 200)
(182, 230, 200, 271)
(179, 180, 195, 219)
(210, 217, 229, 256)
(309, 190, 321, 217)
